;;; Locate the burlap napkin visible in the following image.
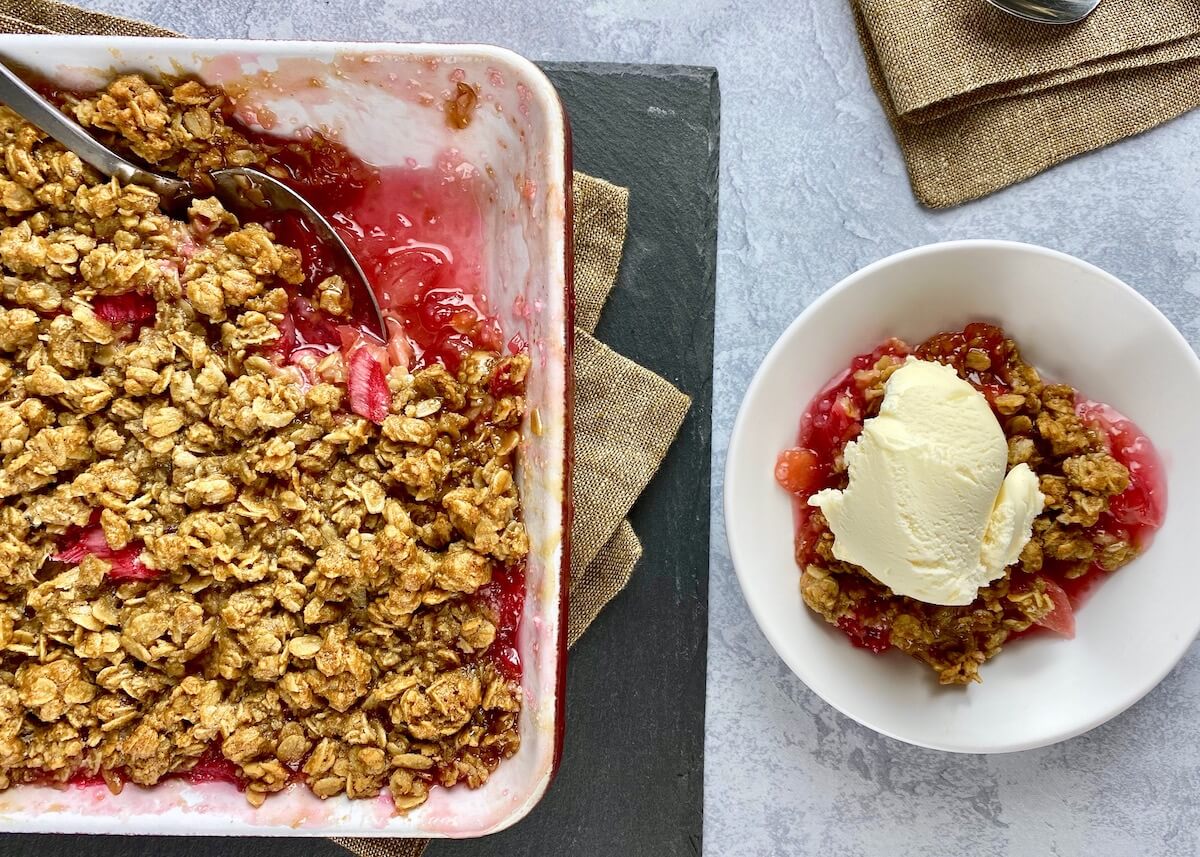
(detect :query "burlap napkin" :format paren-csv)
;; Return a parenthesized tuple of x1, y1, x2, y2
(852, 0, 1200, 207)
(0, 2, 692, 853)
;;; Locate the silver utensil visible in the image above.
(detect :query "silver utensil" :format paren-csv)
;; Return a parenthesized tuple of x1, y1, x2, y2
(0, 60, 387, 340)
(983, 0, 1101, 24)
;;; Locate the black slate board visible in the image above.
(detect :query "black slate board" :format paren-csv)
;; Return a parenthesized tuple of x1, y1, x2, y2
(2, 62, 719, 857)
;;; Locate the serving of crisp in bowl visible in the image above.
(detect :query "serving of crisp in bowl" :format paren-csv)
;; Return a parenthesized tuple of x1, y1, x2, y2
(0, 35, 570, 838)
(726, 240, 1200, 753)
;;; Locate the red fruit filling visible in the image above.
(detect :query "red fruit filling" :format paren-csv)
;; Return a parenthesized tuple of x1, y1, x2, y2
(1031, 578, 1075, 638)
(92, 292, 156, 338)
(478, 561, 526, 681)
(774, 447, 823, 497)
(67, 768, 118, 789)
(836, 614, 892, 654)
(347, 347, 390, 424)
(65, 748, 246, 793)
(179, 746, 246, 789)
(53, 520, 157, 582)
(51, 523, 109, 563)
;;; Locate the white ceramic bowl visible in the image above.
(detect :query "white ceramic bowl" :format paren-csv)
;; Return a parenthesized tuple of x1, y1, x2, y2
(0, 36, 570, 838)
(725, 239, 1200, 753)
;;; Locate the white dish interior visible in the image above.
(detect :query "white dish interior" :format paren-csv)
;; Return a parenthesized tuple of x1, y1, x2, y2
(0, 35, 569, 837)
(726, 239, 1200, 753)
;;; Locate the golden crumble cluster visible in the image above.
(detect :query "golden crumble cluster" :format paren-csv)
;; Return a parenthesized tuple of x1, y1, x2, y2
(65, 74, 273, 189)
(799, 330, 1137, 685)
(0, 75, 530, 809)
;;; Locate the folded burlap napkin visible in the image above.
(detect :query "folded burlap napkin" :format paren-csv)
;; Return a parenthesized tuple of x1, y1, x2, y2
(852, 0, 1200, 207)
(0, 2, 692, 853)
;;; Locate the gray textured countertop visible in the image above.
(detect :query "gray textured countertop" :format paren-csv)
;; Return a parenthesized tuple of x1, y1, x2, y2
(64, 1, 1200, 855)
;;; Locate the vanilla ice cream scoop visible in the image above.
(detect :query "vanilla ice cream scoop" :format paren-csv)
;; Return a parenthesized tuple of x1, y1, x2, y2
(809, 358, 1044, 606)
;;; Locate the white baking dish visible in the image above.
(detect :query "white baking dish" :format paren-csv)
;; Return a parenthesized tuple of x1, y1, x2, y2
(0, 35, 571, 839)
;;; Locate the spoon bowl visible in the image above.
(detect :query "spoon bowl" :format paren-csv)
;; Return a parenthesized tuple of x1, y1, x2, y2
(984, 0, 1102, 24)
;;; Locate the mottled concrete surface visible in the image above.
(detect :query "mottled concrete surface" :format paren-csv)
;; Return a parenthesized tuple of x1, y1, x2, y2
(68, 1, 1200, 854)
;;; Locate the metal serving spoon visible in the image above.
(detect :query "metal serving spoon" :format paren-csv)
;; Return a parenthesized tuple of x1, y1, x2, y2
(983, 0, 1101, 24)
(0, 60, 387, 340)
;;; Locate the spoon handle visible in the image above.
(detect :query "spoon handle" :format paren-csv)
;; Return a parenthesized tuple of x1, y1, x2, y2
(0, 60, 188, 199)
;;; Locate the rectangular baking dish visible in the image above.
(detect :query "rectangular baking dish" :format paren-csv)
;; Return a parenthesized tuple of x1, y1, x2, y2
(0, 35, 571, 839)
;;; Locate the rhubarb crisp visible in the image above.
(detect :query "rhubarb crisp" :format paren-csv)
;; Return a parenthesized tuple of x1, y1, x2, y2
(776, 323, 1165, 685)
(0, 74, 531, 808)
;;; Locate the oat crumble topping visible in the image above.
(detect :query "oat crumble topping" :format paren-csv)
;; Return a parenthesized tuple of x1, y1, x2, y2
(0, 75, 529, 808)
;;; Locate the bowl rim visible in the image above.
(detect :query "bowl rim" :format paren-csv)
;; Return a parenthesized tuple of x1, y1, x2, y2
(724, 238, 1200, 753)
